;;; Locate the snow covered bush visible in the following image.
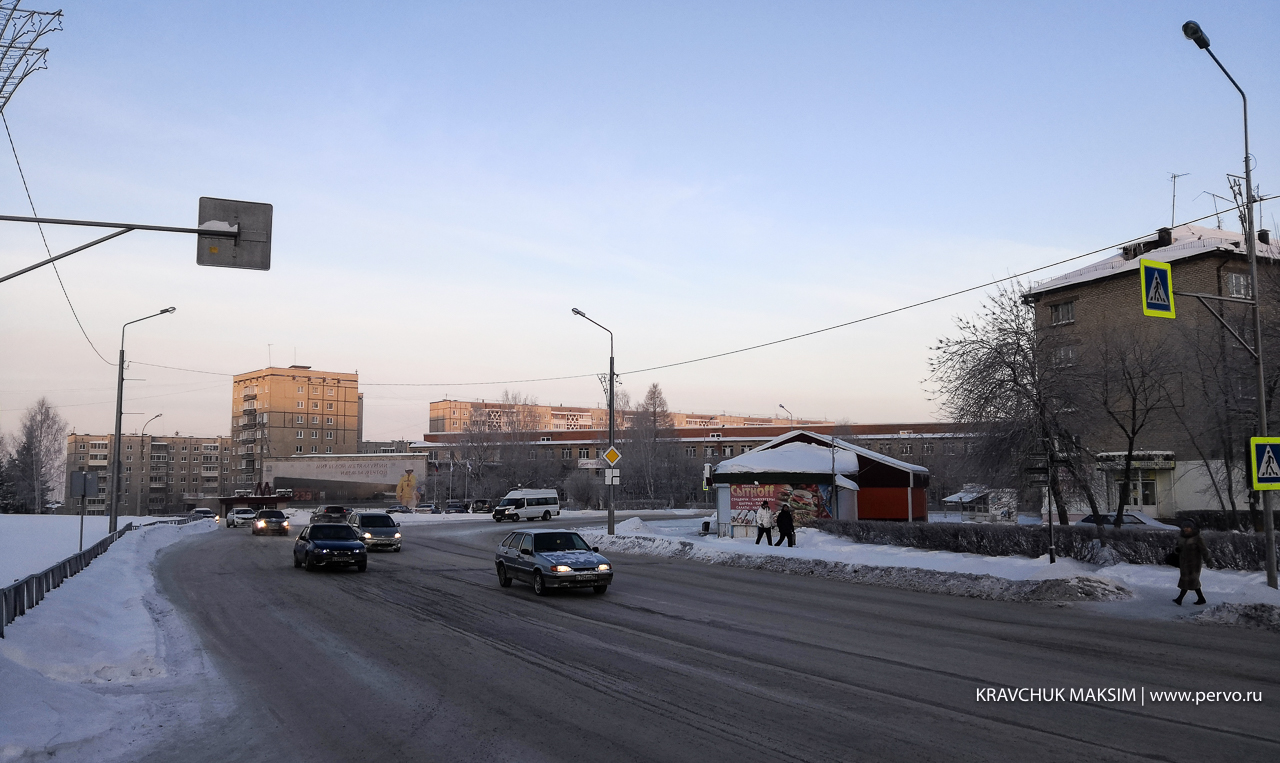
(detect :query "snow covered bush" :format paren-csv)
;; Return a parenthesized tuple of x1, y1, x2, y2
(808, 519, 1278, 571)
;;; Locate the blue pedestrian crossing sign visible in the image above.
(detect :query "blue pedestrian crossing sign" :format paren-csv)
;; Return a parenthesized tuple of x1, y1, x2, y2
(1140, 259, 1175, 318)
(1250, 437, 1280, 490)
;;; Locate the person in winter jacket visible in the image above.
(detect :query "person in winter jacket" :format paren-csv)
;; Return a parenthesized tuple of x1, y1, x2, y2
(774, 504, 795, 547)
(1173, 523, 1213, 606)
(754, 501, 774, 545)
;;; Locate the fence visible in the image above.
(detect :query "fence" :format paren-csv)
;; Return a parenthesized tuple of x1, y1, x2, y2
(0, 516, 197, 638)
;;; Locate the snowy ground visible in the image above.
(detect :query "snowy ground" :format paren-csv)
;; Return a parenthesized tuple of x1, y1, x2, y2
(1, 515, 174, 585)
(578, 516, 1280, 623)
(0, 519, 225, 763)
(281, 506, 705, 528)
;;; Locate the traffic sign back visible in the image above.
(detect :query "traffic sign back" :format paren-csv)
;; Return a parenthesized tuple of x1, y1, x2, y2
(1140, 259, 1175, 319)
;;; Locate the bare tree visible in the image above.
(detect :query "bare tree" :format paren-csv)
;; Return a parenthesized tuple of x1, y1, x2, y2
(5, 398, 68, 513)
(930, 282, 1098, 525)
(626, 383, 673, 500)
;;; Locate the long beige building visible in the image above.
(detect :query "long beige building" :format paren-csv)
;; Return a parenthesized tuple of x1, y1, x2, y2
(64, 432, 234, 515)
(232, 366, 361, 488)
(428, 398, 829, 434)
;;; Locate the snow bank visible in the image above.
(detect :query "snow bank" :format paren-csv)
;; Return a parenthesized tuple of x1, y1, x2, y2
(0, 519, 223, 761)
(579, 520, 1280, 617)
(614, 517, 654, 534)
(1187, 603, 1280, 632)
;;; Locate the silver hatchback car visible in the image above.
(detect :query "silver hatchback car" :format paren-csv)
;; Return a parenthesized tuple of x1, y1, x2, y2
(495, 529, 613, 596)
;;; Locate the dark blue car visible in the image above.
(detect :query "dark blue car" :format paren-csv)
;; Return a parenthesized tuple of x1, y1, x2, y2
(294, 523, 368, 572)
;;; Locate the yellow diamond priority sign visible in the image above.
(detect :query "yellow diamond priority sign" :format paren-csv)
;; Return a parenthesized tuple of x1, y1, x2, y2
(602, 446, 622, 466)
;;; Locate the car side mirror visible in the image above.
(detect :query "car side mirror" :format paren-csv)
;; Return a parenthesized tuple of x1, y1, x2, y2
(520, 548, 533, 556)
(592, 547, 599, 553)
(395, 522, 401, 527)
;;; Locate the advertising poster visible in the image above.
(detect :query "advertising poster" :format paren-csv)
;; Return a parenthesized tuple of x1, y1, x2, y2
(729, 483, 831, 525)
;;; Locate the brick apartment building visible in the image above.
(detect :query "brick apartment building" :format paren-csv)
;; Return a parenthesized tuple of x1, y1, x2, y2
(1022, 223, 1279, 517)
(63, 432, 235, 516)
(427, 398, 829, 434)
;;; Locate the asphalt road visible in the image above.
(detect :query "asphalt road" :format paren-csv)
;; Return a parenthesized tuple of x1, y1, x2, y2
(150, 515, 1280, 763)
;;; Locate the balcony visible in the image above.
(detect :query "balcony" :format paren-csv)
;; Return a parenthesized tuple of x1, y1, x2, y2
(242, 392, 257, 401)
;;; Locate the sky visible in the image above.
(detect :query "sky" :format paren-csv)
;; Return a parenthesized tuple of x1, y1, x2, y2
(1, 1, 1278, 442)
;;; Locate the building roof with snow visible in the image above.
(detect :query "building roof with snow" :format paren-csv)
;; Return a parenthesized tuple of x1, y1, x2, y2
(1024, 224, 1279, 298)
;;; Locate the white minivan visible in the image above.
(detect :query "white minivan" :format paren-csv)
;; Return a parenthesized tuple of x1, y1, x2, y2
(493, 489, 561, 522)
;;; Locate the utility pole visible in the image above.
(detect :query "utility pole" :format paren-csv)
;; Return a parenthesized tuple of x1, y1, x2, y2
(109, 308, 175, 532)
(573, 308, 617, 534)
(1170, 172, 1190, 227)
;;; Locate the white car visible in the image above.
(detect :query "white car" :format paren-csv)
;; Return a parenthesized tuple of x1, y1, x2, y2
(492, 489, 561, 522)
(1074, 510, 1179, 531)
(226, 508, 258, 528)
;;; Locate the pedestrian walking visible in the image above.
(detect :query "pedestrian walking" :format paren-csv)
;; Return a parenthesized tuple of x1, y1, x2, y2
(754, 501, 774, 545)
(1172, 523, 1213, 606)
(774, 504, 795, 547)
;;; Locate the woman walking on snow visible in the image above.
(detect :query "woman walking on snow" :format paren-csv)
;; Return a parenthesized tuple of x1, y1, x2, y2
(754, 501, 774, 545)
(1173, 523, 1213, 606)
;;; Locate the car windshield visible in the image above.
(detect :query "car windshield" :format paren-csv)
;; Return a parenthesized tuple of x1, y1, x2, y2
(235, 509, 255, 515)
(497, 498, 521, 507)
(360, 515, 396, 527)
(310, 525, 358, 540)
(533, 532, 593, 553)
(258, 510, 286, 519)
(322, 506, 345, 513)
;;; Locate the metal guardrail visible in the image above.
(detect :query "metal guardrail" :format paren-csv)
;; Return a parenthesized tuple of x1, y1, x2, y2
(0, 515, 197, 638)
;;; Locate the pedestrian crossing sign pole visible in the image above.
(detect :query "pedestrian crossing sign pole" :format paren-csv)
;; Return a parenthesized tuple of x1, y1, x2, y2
(1251, 438, 1280, 490)
(1140, 259, 1175, 319)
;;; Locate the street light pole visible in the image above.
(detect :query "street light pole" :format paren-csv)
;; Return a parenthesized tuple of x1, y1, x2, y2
(1183, 20, 1277, 588)
(573, 308, 616, 535)
(135, 413, 162, 515)
(109, 308, 175, 532)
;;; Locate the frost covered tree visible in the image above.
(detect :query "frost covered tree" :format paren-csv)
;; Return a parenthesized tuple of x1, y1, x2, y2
(5, 398, 67, 513)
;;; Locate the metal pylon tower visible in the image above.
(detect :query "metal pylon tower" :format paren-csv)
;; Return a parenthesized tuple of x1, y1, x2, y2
(0, 1, 62, 114)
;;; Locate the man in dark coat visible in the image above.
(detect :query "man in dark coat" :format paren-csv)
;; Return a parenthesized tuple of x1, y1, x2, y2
(1173, 523, 1213, 606)
(774, 504, 796, 547)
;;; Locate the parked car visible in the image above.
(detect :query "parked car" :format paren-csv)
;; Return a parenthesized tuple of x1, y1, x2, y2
(385, 505, 412, 514)
(1074, 511, 1179, 531)
(310, 505, 352, 524)
(226, 508, 258, 528)
(492, 489, 561, 522)
(469, 499, 493, 514)
(294, 523, 368, 571)
(348, 511, 403, 551)
(494, 530, 612, 595)
(444, 500, 467, 514)
(251, 509, 291, 536)
(189, 508, 219, 523)
(416, 502, 437, 514)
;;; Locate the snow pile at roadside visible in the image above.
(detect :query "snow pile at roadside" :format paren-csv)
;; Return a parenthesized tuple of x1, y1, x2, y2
(581, 529, 1129, 602)
(1187, 603, 1280, 632)
(0, 514, 169, 585)
(613, 517, 654, 534)
(0, 519, 222, 762)
(580, 519, 1280, 613)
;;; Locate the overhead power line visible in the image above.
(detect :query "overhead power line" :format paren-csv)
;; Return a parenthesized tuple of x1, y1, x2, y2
(125, 205, 1257, 388)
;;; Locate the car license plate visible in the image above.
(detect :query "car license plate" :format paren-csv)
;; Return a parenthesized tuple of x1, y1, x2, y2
(578, 574, 597, 582)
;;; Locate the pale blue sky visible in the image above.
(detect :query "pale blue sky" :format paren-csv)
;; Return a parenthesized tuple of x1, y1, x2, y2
(2, 1, 1277, 439)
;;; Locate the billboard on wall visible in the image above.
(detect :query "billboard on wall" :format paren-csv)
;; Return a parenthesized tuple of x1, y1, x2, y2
(729, 483, 832, 525)
(265, 457, 428, 485)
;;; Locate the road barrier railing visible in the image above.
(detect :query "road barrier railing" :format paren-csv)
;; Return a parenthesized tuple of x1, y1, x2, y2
(0, 515, 197, 638)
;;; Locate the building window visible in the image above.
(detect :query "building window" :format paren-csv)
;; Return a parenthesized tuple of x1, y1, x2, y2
(298, 386, 304, 393)
(312, 387, 319, 394)
(78, 444, 86, 450)
(685, 446, 697, 457)
(126, 445, 133, 451)
(326, 417, 334, 425)
(326, 402, 334, 411)
(296, 401, 304, 408)
(180, 456, 187, 462)
(922, 443, 934, 455)
(126, 455, 133, 462)
(1051, 345, 1078, 367)
(311, 431, 318, 438)
(310, 446, 318, 453)
(311, 416, 319, 424)
(578, 448, 590, 459)
(296, 415, 304, 424)
(1228, 272, 1254, 299)
(529, 450, 537, 460)
(325, 431, 333, 439)
(77, 455, 85, 461)
(1050, 300, 1075, 325)
(296, 430, 304, 438)
(327, 388, 334, 396)
(312, 402, 320, 409)
(295, 445, 303, 453)
(325, 446, 333, 453)
(562, 448, 572, 459)
(900, 444, 913, 456)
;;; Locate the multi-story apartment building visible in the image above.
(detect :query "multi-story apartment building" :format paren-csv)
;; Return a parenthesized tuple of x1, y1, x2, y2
(64, 433, 235, 515)
(1022, 223, 1279, 517)
(428, 398, 829, 434)
(231, 366, 362, 488)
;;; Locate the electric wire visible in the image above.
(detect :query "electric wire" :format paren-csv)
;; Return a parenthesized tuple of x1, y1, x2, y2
(2, 111, 115, 366)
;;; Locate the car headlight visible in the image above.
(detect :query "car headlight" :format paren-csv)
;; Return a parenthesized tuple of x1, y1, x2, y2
(318, 548, 329, 553)
(282, 521, 289, 528)
(363, 532, 372, 539)
(394, 532, 401, 539)
(597, 563, 611, 571)
(256, 520, 266, 528)
(551, 565, 573, 573)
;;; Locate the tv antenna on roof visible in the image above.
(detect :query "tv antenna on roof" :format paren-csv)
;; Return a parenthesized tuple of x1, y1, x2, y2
(1197, 191, 1233, 230)
(1170, 172, 1190, 228)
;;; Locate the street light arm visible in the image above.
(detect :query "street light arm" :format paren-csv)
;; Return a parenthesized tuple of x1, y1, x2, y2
(571, 308, 614, 355)
(121, 307, 177, 345)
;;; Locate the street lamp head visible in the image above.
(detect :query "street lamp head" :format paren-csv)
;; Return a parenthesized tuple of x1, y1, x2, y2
(161, 306, 176, 314)
(571, 308, 585, 317)
(1182, 20, 1210, 49)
